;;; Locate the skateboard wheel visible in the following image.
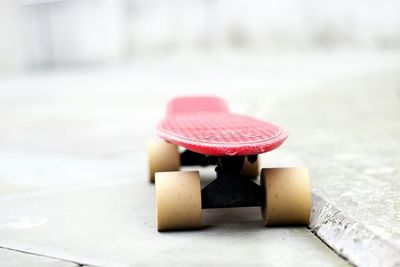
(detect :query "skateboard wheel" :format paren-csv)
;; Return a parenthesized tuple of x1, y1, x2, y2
(242, 157, 259, 178)
(261, 167, 311, 226)
(155, 171, 202, 231)
(147, 141, 180, 183)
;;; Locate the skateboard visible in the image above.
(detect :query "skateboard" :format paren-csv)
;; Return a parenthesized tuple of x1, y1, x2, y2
(148, 96, 311, 231)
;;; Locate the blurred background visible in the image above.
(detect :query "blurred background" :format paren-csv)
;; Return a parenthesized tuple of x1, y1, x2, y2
(1, 0, 400, 71)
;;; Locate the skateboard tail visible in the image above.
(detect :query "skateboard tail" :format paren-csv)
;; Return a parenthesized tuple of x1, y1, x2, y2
(158, 96, 289, 156)
(156, 125, 288, 156)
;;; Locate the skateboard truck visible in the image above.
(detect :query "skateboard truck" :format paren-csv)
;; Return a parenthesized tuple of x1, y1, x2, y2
(180, 150, 263, 209)
(180, 149, 218, 166)
(201, 156, 264, 209)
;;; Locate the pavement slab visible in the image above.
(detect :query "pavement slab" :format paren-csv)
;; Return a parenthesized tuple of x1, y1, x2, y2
(0, 51, 399, 266)
(0, 183, 349, 267)
(268, 71, 400, 267)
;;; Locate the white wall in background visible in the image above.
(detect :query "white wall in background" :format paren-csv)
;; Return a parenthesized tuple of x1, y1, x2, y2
(1, 0, 400, 70)
(125, 0, 213, 54)
(0, 0, 24, 71)
(23, 0, 124, 68)
(125, 0, 400, 51)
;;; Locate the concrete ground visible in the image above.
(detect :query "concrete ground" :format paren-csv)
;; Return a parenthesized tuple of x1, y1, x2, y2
(0, 51, 399, 266)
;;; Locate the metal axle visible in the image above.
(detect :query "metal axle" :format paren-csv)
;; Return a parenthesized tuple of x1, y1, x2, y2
(180, 151, 263, 209)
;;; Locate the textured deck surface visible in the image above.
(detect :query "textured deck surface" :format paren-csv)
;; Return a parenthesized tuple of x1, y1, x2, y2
(158, 111, 287, 156)
(0, 51, 399, 266)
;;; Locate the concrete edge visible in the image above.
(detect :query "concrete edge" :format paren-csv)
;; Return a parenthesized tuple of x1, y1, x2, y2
(0, 246, 81, 266)
(310, 193, 400, 267)
(0, 246, 100, 267)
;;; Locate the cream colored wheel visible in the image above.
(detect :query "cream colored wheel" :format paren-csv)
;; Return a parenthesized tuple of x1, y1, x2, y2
(147, 141, 180, 183)
(242, 157, 259, 178)
(261, 167, 311, 226)
(155, 171, 202, 231)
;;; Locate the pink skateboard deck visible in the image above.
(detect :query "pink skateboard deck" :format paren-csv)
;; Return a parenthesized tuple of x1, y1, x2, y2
(157, 96, 288, 156)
